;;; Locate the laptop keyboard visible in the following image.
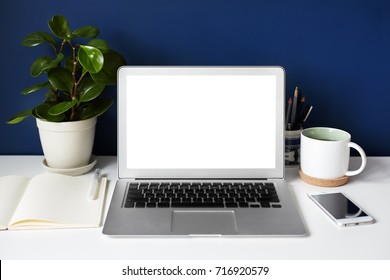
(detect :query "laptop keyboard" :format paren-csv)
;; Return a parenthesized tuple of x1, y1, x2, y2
(124, 182, 281, 208)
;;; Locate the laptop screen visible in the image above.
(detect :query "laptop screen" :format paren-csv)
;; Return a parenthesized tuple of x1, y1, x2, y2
(118, 67, 285, 179)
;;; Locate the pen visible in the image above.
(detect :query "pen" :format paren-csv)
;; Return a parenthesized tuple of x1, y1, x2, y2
(88, 168, 101, 201)
(302, 105, 313, 123)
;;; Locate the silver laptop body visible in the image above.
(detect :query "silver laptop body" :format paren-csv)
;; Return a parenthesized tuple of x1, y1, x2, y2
(103, 66, 306, 237)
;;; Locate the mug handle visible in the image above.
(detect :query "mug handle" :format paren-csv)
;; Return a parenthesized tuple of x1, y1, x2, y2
(345, 142, 367, 176)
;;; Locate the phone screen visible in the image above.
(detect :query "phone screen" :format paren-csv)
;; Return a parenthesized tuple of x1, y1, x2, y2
(310, 193, 369, 219)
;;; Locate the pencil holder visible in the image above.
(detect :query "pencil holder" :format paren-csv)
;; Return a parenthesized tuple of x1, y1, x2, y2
(285, 128, 303, 168)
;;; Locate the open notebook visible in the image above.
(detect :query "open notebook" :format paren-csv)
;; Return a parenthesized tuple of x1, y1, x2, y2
(0, 173, 106, 230)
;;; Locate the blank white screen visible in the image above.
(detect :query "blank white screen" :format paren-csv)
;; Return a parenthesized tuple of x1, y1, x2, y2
(126, 74, 276, 169)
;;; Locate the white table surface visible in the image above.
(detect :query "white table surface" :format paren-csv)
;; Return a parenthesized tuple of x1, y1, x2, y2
(0, 155, 389, 260)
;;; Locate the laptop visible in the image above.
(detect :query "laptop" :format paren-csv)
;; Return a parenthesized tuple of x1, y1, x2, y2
(103, 66, 306, 237)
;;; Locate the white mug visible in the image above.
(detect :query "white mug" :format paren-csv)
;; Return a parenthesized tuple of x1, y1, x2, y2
(300, 127, 367, 179)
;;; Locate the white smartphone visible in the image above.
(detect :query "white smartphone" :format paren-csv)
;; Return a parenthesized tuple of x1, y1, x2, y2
(308, 192, 374, 226)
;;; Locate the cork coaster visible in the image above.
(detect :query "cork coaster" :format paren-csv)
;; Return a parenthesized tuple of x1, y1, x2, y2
(298, 169, 349, 187)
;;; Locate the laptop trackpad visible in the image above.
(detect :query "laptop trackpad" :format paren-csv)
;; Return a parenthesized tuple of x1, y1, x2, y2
(171, 211, 238, 235)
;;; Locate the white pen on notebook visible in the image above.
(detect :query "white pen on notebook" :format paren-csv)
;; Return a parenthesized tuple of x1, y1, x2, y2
(88, 168, 101, 201)
(100, 175, 107, 192)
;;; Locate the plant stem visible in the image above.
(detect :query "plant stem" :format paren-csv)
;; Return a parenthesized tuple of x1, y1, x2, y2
(59, 39, 66, 54)
(70, 104, 77, 121)
(70, 42, 79, 121)
(72, 44, 78, 99)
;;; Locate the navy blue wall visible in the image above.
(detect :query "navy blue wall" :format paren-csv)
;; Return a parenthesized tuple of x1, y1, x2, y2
(1, 0, 389, 156)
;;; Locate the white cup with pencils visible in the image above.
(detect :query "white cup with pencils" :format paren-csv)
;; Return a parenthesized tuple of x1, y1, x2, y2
(285, 87, 312, 167)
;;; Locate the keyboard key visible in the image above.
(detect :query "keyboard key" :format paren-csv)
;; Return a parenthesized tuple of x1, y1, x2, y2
(171, 202, 224, 208)
(127, 197, 148, 203)
(126, 192, 143, 198)
(250, 204, 260, 208)
(258, 196, 280, 203)
(129, 183, 139, 188)
(158, 203, 170, 208)
(146, 202, 157, 208)
(124, 201, 135, 208)
(225, 203, 238, 208)
(263, 183, 275, 189)
(135, 202, 145, 208)
(128, 187, 142, 192)
(239, 202, 249, 208)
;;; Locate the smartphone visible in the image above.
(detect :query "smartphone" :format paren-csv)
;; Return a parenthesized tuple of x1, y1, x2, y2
(308, 192, 374, 226)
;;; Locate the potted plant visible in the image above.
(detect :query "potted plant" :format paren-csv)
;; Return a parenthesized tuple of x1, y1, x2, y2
(7, 15, 126, 171)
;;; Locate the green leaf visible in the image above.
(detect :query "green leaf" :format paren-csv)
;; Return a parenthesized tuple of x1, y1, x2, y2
(48, 68, 74, 93)
(7, 109, 32, 124)
(87, 39, 109, 53)
(48, 15, 72, 40)
(48, 100, 77, 116)
(22, 32, 57, 49)
(80, 98, 112, 120)
(30, 53, 64, 77)
(91, 50, 126, 85)
(21, 81, 50, 95)
(33, 103, 65, 122)
(78, 76, 105, 103)
(44, 90, 59, 102)
(73, 26, 99, 38)
(78, 45, 104, 73)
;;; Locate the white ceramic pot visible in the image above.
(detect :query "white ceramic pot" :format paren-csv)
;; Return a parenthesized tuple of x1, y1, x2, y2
(36, 117, 97, 169)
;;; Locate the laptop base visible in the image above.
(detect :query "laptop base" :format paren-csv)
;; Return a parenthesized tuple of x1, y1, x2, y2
(103, 179, 306, 237)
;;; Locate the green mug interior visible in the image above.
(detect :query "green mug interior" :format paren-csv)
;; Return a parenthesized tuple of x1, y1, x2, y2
(302, 127, 350, 142)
